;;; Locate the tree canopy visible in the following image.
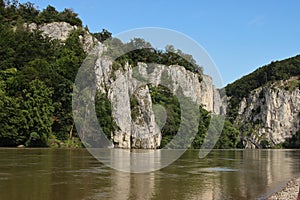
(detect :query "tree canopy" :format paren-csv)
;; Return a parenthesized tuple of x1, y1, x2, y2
(0, 1, 86, 147)
(0, 0, 82, 26)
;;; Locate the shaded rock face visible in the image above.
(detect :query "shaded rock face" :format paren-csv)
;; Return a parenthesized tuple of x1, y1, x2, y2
(96, 57, 224, 149)
(131, 85, 161, 149)
(236, 78, 300, 148)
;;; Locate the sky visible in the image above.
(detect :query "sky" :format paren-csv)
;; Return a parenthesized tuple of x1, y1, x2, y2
(19, 0, 300, 87)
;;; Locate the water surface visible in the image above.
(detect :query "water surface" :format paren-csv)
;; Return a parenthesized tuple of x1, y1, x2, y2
(0, 149, 299, 200)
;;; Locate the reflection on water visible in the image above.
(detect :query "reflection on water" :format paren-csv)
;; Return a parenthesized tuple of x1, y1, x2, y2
(0, 149, 299, 200)
(89, 148, 186, 173)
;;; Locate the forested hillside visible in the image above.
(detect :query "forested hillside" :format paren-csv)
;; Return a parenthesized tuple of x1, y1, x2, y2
(226, 55, 300, 148)
(226, 55, 300, 121)
(0, 0, 86, 147)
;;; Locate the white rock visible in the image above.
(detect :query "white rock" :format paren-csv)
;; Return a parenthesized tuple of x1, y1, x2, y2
(236, 78, 300, 146)
(95, 59, 225, 149)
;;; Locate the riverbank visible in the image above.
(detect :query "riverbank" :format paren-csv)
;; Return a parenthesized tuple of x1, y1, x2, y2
(268, 177, 300, 200)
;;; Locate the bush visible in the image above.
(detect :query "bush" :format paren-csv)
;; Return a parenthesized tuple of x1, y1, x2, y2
(25, 132, 48, 147)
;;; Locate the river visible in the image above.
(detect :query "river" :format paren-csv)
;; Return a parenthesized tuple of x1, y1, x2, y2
(0, 149, 299, 200)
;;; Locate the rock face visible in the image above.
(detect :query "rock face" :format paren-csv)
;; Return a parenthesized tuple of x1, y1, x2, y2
(24, 22, 99, 52)
(131, 85, 161, 149)
(39, 22, 76, 41)
(34, 22, 225, 149)
(236, 77, 300, 148)
(95, 55, 224, 148)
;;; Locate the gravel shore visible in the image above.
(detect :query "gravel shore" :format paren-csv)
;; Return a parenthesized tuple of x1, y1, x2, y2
(268, 177, 300, 200)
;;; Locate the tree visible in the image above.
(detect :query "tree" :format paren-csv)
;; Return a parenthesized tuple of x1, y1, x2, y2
(282, 129, 300, 148)
(95, 91, 117, 139)
(22, 79, 54, 146)
(58, 8, 82, 26)
(127, 38, 152, 50)
(191, 106, 210, 149)
(93, 29, 112, 42)
(214, 120, 240, 149)
(37, 5, 59, 23)
(18, 2, 39, 22)
(0, 80, 27, 146)
(165, 45, 175, 53)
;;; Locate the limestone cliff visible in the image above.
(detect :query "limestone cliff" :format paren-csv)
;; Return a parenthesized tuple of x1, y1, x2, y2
(235, 77, 300, 148)
(95, 53, 224, 148)
(32, 21, 225, 149)
(30, 21, 300, 149)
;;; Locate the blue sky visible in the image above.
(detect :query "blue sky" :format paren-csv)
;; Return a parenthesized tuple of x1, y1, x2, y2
(19, 0, 300, 86)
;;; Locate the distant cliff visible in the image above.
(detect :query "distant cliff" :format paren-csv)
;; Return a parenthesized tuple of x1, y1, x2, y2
(235, 77, 300, 148)
(226, 56, 300, 148)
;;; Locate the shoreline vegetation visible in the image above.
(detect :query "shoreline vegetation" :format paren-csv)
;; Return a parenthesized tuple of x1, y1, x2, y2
(13, 137, 83, 148)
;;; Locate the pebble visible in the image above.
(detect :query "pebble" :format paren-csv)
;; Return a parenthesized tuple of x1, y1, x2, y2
(268, 177, 300, 200)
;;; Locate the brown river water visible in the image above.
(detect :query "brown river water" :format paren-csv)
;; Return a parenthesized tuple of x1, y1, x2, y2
(0, 149, 299, 200)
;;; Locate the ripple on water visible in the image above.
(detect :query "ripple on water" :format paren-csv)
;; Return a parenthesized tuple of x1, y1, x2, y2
(188, 167, 238, 174)
(66, 167, 111, 175)
(0, 173, 11, 181)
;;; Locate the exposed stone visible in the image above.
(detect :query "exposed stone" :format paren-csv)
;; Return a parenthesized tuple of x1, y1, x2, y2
(95, 58, 224, 149)
(108, 71, 132, 148)
(39, 22, 77, 41)
(268, 177, 300, 200)
(33, 23, 225, 149)
(131, 85, 161, 149)
(236, 77, 300, 147)
(24, 22, 98, 53)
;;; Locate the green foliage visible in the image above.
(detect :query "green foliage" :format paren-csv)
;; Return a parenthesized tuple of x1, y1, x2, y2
(130, 95, 139, 122)
(281, 78, 300, 91)
(190, 106, 211, 149)
(214, 120, 240, 149)
(149, 84, 181, 139)
(93, 29, 112, 43)
(260, 138, 271, 149)
(0, 76, 54, 147)
(282, 129, 300, 148)
(0, 3, 86, 146)
(149, 84, 220, 149)
(0, 0, 82, 26)
(36, 5, 59, 23)
(57, 8, 82, 26)
(25, 132, 47, 147)
(105, 38, 203, 76)
(0, 81, 27, 146)
(95, 91, 117, 139)
(22, 79, 54, 146)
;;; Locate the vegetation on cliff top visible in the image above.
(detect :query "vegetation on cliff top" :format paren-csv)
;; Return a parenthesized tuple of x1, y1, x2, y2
(226, 55, 300, 121)
(103, 37, 203, 77)
(0, 0, 82, 26)
(225, 55, 300, 148)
